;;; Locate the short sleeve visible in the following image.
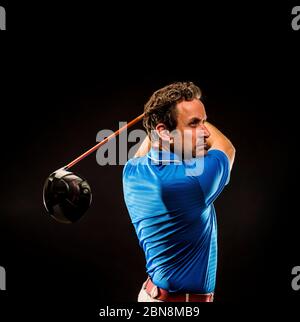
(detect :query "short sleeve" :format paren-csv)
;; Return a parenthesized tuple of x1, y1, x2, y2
(197, 149, 230, 206)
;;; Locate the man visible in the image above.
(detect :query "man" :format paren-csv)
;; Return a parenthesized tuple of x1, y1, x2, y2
(122, 82, 235, 302)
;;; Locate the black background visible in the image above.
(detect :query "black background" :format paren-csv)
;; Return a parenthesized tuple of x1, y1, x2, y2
(0, 1, 299, 318)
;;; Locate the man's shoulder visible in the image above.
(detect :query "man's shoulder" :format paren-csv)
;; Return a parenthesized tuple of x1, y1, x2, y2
(123, 155, 149, 176)
(125, 155, 149, 166)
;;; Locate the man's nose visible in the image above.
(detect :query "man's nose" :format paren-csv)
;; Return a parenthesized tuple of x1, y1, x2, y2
(200, 124, 210, 138)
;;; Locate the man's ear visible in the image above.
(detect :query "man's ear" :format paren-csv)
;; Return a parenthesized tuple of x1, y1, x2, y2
(155, 123, 173, 143)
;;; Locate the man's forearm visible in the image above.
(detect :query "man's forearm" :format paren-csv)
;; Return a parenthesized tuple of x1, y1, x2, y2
(205, 122, 236, 170)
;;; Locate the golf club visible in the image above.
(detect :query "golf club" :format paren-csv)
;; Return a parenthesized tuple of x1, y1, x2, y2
(43, 113, 145, 223)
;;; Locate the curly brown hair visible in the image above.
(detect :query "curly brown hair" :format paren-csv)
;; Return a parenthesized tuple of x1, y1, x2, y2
(143, 82, 202, 138)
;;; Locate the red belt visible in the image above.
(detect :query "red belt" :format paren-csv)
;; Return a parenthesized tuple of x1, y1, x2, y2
(143, 277, 214, 302)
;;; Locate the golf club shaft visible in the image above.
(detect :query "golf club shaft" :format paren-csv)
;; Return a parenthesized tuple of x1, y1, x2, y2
(65, 113, 145, 170)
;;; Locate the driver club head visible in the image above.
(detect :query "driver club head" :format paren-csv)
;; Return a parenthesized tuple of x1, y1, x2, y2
(43, 168, 92, 224)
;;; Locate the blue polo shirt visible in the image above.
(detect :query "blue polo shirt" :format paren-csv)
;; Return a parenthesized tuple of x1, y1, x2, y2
(122, 148, 230, 293)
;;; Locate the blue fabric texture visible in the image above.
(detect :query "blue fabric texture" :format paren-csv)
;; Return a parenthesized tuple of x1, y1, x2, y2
(122, 148, 230, 293)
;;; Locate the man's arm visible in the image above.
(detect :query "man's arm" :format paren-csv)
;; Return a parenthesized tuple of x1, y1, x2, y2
(205, 122, 236, 170)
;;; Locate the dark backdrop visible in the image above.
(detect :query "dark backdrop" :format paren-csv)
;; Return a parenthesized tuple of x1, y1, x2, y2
(0, 1, 299, 317)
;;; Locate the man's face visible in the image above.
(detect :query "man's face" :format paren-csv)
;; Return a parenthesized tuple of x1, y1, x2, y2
(173, 99, 210, 158)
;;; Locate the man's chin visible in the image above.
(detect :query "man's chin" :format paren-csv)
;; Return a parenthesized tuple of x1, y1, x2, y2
(192, 149, 208, 158)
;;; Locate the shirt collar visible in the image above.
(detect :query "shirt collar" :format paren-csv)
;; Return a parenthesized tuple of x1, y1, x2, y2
(147, 147, 182, 164)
